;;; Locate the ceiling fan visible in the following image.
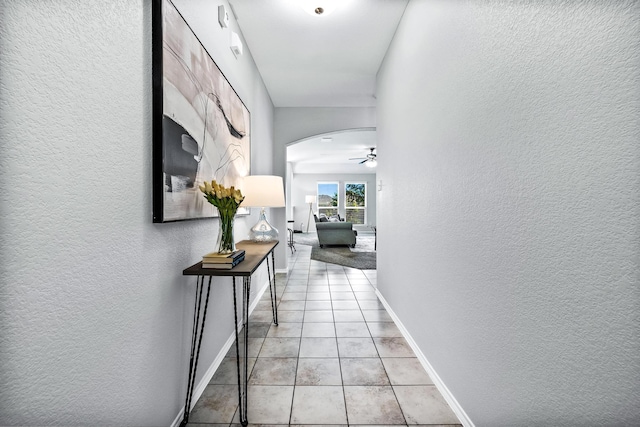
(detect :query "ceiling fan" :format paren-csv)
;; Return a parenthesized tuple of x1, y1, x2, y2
(349, 147, 377, 167)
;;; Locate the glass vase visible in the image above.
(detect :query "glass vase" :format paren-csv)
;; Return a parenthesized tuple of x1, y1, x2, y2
(215, 208, 236, 254)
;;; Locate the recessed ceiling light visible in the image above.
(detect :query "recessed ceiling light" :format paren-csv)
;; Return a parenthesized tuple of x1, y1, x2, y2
(299, 0, 340, 17)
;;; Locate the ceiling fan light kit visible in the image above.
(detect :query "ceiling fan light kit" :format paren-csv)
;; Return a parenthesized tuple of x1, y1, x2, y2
(349, 147, 377, 167)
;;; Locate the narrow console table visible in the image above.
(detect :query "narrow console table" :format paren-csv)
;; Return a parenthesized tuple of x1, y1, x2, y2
(180, 240, 279, 427)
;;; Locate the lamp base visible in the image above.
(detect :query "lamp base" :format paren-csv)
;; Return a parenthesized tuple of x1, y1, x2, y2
(249, 208, 279, 243)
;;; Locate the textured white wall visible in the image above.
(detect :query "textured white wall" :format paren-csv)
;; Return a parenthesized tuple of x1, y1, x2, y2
(0, 0, 274, 424)
(377, 1, 640, 426)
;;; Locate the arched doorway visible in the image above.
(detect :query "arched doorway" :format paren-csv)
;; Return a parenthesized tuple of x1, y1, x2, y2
(285, 128, 377, 236)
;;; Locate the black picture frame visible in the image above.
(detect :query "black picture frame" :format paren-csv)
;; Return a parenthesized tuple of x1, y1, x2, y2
(152, 0, 251, 223)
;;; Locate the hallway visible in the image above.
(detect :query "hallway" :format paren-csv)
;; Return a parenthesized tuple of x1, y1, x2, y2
(187, 244, 462, 426)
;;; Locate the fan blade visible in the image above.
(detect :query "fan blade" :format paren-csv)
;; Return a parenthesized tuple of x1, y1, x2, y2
(349, 157, 366, 160)
(359, 159, 367, 164)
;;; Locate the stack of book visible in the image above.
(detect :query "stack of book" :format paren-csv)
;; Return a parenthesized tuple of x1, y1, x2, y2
(201, 250, 245, 269)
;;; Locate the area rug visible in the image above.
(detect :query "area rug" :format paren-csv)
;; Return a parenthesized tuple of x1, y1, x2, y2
(310, 246, 376, 270)
(294, 232, 376, 269)
(292, 233, 320, 246)
(294, 232, 375, 251)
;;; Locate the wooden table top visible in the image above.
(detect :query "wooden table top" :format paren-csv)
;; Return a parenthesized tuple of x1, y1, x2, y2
(183, 240, 279, 277)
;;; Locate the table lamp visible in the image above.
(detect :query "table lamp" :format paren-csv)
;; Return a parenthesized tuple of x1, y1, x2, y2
(305, 195, 316, 233)
(242, 175, 286, 243)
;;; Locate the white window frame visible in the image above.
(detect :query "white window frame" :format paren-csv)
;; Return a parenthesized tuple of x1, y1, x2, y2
(344, 182, 367, 224)
(317, 181, 339, 218)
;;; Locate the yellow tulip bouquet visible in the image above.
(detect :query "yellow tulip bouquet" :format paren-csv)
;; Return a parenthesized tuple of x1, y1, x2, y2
(199, 180, 244, 253)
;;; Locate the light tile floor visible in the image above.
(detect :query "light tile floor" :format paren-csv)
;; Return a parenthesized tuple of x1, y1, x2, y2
(188, 244, 462, 426)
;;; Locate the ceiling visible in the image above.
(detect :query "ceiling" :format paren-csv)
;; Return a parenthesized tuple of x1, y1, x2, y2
(228, 0, 408, 108)
(228, 0, 408, 173)
(287, 129, 377, 174)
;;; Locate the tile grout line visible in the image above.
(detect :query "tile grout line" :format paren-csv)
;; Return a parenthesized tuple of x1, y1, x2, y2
(286, 259, 309, 425)
(196, 249, 457, 426)
(348, 266, 408, 426)
(243, 252, 414, 426)
(334, 265, 351, 426)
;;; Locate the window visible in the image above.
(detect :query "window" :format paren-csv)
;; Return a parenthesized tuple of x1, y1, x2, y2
(345, 183, 366, 224)
(317, 182, 338, 217)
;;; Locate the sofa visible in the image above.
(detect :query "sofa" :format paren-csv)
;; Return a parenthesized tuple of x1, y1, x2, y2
(314, 214, 357, 248)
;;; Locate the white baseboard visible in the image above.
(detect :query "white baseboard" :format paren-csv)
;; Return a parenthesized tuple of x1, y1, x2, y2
(375, 290, 475, 427)
(170, 277, 271, 427)
(275, 268, 288, 274)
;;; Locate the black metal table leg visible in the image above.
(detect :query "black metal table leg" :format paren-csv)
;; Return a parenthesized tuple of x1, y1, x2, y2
(181, 241, 280, 427)
(287, 228, 296, 253)
(232, 276, 251, 427)
(180, 276, 213, 427)
(266, 252, 278, 326)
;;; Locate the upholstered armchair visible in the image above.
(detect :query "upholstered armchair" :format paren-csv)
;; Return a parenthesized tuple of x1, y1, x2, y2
(313, 214, 357, 248)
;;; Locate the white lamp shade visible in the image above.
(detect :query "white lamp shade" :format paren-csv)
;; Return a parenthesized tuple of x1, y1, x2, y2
(305, 195, 316, 204)
(241, 175, 285, 208)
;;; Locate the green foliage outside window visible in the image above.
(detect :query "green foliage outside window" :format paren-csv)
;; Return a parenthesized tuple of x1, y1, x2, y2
(346, 184, 365, 207)
(318, 182, 339, 218)
(346, 209, 365, 223)
(319, 208, 338, 217)
(345, 183, 366, 224)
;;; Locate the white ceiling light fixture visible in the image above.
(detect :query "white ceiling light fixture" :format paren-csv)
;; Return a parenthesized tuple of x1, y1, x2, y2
(349, 147, 377, 168)
(299, 0, 341, 16)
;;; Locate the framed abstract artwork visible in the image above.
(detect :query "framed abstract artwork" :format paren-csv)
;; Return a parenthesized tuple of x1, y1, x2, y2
(152, 0, 251, 222)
